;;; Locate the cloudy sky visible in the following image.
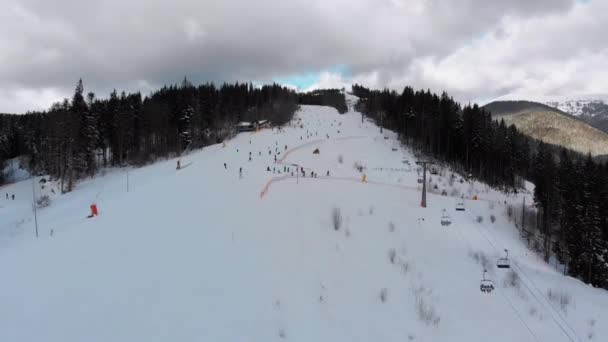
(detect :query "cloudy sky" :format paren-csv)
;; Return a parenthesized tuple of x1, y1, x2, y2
(1, 0, 606, 113)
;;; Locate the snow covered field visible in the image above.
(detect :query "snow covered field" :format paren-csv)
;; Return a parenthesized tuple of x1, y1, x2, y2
(1, 99, 606, 341)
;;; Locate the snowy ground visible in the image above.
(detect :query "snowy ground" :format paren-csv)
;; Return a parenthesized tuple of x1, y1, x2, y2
(1, 99, 606, 341)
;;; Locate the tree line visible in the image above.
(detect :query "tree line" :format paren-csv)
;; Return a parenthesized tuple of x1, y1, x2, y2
(299, 89, 348, 114)
(352, 84, 608, 289)
(0, 79, 298, 191)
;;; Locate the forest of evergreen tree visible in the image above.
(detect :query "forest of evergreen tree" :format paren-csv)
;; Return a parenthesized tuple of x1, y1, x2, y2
(352, 84, 608, 289)
(0, 80, 606, 288)
(0, 79, 298, 191)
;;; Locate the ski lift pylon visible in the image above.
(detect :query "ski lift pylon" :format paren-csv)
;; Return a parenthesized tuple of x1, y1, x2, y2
(497, 249, 510, 269)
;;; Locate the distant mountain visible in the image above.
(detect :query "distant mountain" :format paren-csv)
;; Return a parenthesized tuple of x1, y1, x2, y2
(484, 100, 608, 156)
(544, 99, 608, 133)
(483, 100, 567, 117)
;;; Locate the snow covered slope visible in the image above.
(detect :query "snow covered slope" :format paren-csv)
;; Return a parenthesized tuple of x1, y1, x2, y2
(1, 99, 606, 341)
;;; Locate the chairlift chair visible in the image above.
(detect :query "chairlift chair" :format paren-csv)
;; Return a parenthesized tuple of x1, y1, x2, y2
(455, 199, 465, 211)
(440, 209, 452, 226)
(480, 270, 495, 293)
(497, 249, 510, 269)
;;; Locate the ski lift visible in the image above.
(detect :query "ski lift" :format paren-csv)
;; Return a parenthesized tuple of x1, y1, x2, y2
(480, 269, 494, 293)
(497, 249, 510, 269)
(455, 198, 465, 211)
(440, 209, 452, 226)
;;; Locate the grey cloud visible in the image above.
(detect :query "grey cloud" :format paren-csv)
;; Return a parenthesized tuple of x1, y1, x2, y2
(0, 0, 592, 112)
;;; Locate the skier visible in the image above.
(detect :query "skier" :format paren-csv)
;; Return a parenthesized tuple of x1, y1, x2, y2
(12, 194, 14, 200)
(326, 170, 330, 177)
(239, 167, 243, 179)
(224, 163, 227, 169)
(267, 166, 271, 171)
(285, 145, 287, 150)
(249, 156, 252, 162)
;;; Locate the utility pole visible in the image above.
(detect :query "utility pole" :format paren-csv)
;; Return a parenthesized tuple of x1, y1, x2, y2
(31, 177, 38, 238)
(416, 160, 433, 208)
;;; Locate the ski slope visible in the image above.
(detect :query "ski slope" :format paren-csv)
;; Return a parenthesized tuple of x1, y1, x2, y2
(1, 98, 606, 341)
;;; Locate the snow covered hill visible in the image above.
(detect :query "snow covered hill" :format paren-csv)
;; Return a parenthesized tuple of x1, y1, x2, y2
(1, 98, 606, 342)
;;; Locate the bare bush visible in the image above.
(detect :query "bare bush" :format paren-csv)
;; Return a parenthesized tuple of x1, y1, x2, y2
(547, 289, 573, 313)
(401, 261, 411, 275)
(332, 207, 342, 231)
(469, 250, 491, 270)
(476, 216, 483, 223)
(504, 270, 521, 288)
(490, 215, 496, 223)
(36, 195, 51, 208)
(388, 249, 397, 264)
(380, 288, 388, 303)
(415, 296, 440, 326)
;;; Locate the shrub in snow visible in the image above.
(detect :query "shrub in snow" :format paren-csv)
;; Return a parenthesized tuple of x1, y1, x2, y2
(401, 261, 411, 275)
(332, 207, 342, 231)
(547, 289, 573, 313)
(504, 270, 521, 288)
(415, 296, 440, 326)
(36, 195, 51, 208)
(490, 214, 496, 223)
(380, 288, 388, 303)
(388, 248, 397, 264)
(469, 250, 491, 270)
(476, 216, 483, 223)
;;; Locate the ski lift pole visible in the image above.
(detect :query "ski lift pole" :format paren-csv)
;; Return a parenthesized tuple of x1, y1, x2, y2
(416, 160, 433, 208)
(31, 176, 38, 238)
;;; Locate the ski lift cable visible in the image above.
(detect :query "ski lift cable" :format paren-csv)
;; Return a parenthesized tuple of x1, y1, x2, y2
(449, 219, 541, 342)
(464, 210, 580, 342)
(464, 210, 581, 342)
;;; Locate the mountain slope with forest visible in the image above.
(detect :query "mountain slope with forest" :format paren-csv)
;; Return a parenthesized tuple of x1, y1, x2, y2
(484, 100, 608, 156)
